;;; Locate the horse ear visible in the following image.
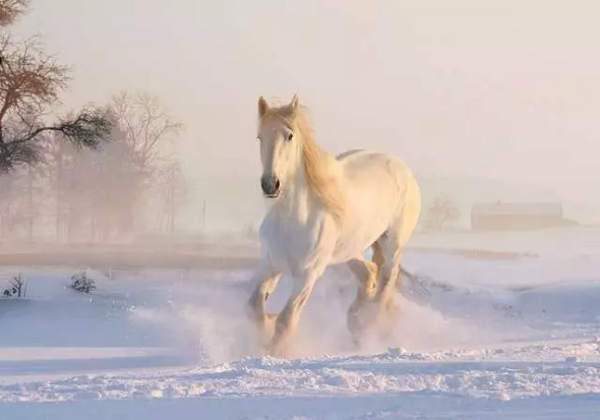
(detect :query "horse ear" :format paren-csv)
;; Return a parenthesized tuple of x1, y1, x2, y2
(290, 94, 299, 112)
(258, 96, 269, 117)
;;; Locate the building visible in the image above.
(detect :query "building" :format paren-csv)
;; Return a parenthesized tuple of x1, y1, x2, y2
(471, 201, 576, 231)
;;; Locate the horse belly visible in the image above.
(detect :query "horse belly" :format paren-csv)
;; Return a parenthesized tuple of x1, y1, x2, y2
(330, 231, 378, 264)
(330, 157, 403, 263)
(331, 198, 396, 264)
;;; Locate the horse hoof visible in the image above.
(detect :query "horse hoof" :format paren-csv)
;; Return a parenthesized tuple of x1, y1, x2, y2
(266, 344, 289, 358)
(265, 334, 293, 358)
(351, 333, 365, 350)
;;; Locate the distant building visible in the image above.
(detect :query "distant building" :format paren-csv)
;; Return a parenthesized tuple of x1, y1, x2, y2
(471, 201, 576, 231)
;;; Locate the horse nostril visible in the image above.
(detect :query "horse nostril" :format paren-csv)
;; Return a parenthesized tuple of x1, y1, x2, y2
(261, 175, 281, 196)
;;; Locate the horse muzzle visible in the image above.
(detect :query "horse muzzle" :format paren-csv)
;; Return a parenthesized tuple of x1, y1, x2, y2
(261, 175, 281, 198)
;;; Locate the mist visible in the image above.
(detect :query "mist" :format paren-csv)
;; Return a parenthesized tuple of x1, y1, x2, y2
(4, 2, 600, 413)
(4, 0, 600, 238)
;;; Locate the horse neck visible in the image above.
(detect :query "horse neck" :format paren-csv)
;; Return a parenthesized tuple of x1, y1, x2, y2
(276, 156, 312, 215)
(277, 136, 343, 222)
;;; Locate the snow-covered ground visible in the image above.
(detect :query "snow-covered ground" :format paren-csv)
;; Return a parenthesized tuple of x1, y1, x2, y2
(1, 233, 600, 419)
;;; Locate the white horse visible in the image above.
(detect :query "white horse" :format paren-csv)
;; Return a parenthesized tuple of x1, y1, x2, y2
(246, 94, 421, 357)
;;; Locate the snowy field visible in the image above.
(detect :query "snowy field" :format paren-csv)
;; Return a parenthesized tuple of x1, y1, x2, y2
(1, 231, 600, 419)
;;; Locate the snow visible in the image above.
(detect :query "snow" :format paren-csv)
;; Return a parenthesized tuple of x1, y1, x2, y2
(1, 233, 600, 419)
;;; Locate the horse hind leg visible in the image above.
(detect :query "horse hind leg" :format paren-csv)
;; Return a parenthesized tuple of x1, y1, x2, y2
(371, 240, 384, 278)
(345, 239, 389, 346)
(369, 245, 400, 341)
(374, 215, 418, 341)
(346, 254, 379, 346)
(369, 185, 420, 342)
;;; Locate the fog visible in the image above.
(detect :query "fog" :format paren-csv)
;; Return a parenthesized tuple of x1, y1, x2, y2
(4, 5, 600, 414)
(5, 0, 600, 240)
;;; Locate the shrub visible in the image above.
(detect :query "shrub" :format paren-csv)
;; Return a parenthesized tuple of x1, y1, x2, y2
(2, 273, 27, 298)
(70, 271, 96, 294)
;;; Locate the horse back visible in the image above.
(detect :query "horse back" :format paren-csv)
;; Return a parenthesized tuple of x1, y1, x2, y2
(335, 149, 365, 161)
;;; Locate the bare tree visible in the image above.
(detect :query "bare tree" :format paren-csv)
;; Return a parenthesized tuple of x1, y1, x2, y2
(44, 132, 93, 242)
(0, 3, 181, 241)
(157, 160, 187, 236)
(43, 110, 140, 243)
(0, 167, 21, 238)
(0, 0, 28, 26)
(111, 91, 182, 179)
(423, 196, 461, 231)
(109, 91, 184, 238)
(0, 4, 112, 174)
(42, 98, 183, 243)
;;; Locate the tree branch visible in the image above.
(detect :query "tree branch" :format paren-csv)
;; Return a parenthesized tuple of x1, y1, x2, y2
(0, 0, 28, 26)
(0, 108, 112, 173)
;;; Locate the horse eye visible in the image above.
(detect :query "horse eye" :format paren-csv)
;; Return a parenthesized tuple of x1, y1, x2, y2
(287, 132, 294, 141)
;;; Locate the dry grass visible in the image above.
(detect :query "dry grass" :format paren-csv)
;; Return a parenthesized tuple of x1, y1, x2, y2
(413, 246, 537, 260)
(0, 242, 535, 270)
(0, 242, 260, 269)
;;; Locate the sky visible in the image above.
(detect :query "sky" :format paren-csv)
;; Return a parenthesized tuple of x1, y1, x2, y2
(10, 0, 600, 207)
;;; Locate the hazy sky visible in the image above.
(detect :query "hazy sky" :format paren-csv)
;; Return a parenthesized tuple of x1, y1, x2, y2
(12, 0, 600, 205)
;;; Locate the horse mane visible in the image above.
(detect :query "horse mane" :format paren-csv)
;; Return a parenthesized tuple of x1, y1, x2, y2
(262, 102, 346, 223)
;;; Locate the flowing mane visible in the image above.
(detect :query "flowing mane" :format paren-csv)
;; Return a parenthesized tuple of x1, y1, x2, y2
(263, 103, 346, 223)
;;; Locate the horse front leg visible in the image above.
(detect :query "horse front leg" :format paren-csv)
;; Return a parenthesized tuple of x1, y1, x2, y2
(246, 263, 282, 349)
(268, 268, 322, 357)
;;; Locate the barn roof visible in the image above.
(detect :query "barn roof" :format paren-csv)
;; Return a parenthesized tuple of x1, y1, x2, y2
(472, 202, 563, 216)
